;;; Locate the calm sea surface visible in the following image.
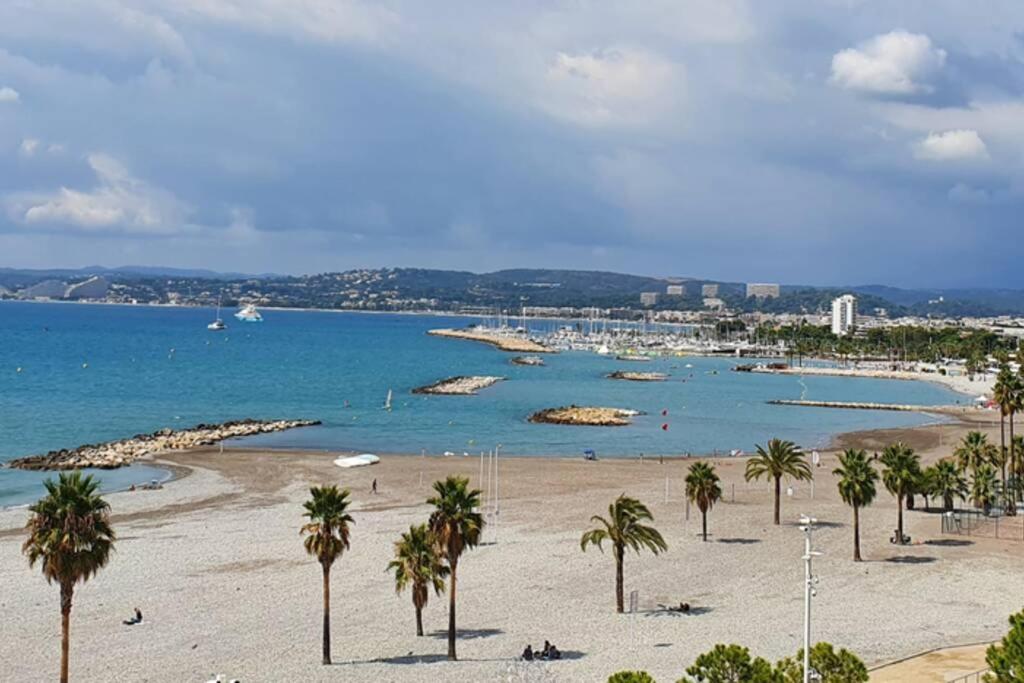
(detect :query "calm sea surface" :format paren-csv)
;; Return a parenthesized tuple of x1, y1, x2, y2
(0, 301, 963, 506)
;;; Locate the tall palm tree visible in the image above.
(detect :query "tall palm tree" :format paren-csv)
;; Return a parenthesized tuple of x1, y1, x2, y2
(1009, 373, 1023, 508)
(994, 365, 1015, 489)
(301, 486, 353, 665)
(580, 494, 667, 613)
(387, 523, 448, 636)
(23, 472, 115, 683)
(879, 442, 921, 545)
(955, 431, 998, 476)
(930, 459, 968, 512)
(834, 449, 878, 562)
(745, 438, 812, 525)
(685, 462, 722, 542)
(971, 464, 999, 514)
(427, 475, 483, 661)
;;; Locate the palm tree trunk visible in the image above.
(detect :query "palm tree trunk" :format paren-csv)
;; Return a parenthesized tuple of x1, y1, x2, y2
(773, 475, 781, 525)
(944, 493, 953, 512)
(701, 510, 708, 542)
(615, 544, 624, 613)
(415, 604, 424, 637)
(60, 581, 72, 683)
(1011, 413, 1017, 507)
(1001, 414, 1007, 491)
(447, 559, 457, 660)
(853, 505, 862, 562)
(321, 563, 331, 665)
(897, 494, 904, 544)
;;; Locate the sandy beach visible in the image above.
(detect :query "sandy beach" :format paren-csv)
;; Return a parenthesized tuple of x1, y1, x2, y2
(2, 409, 1021, 682)
(747, 364, 996, 398)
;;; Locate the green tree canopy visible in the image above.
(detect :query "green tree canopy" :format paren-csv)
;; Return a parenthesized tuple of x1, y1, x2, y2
(776, 643, 869, 683)
(680, 644, 782, 683)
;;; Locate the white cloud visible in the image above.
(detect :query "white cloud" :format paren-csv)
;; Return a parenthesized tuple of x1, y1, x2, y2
(541, 47, 683, 127)
(170, 0, 399, 46)
(19, 138, 40, 156)
(0, 85, 19, 102)
(830, 31, 946, 94)
(914, 129, 988, 161)
(7, 153, 188, 234)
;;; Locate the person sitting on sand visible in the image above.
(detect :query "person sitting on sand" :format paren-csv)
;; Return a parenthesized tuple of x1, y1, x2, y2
(123, 607, 143, 625)
(521, 644, 534, 661)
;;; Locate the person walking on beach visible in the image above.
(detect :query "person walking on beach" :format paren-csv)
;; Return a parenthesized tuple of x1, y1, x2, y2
(371, 479, 377, 495)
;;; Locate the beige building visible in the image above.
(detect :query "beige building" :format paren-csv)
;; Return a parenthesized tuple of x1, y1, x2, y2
(666, 284, 685, 297)
(640, 292, 659, 307)
(746, 283, 780, 299)
(701, 283, 719, 297)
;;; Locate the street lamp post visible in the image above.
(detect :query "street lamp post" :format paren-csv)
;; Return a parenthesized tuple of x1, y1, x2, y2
(799, 515, 822, 683)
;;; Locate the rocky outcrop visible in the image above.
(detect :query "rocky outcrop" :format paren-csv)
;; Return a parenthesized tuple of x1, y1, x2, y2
(511, 356, 545, 366)
(607, 371, 668, 381)
(528, 406, 640, 426)
(412, 376, 504, 395)
(8, 418, 320, 471)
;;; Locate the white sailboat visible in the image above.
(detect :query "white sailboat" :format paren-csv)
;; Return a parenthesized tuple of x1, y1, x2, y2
(207, 297, 227, 331)
(384, 389, 393, 411)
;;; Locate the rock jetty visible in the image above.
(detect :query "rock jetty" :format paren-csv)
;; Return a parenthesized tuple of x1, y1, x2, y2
(607, 371, 667, 381)
(412, 376, 504, 395)
(8, 418, 320, 471)
(528, 406, 640, 426)
(511, 356, 545, 366)
(428, 328, 554, 353)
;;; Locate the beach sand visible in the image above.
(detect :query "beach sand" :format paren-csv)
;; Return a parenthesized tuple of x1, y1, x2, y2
(2, 413, 1021, 682)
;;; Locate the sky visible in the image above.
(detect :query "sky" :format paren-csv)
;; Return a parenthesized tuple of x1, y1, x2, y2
(1, 1, 1023, 288)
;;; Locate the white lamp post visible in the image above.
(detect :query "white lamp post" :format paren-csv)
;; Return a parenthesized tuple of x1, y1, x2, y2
(799, 515, 822, 683)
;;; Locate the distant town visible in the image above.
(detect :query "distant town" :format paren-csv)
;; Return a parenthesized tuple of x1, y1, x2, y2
(2, 267, 1023, 346)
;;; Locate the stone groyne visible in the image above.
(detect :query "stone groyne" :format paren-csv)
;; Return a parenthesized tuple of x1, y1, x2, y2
(428, 328, 554, 353)
(412, 376, 504, 395)
(8, 418, 321, 471)
(528, 406, 640, 426)
(607, 371, 668, 382)
(511, 356, 545, 366)
(768, 399, 940, 412)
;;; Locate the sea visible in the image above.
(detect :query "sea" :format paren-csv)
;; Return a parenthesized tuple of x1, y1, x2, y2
(0, 300, 965, 507)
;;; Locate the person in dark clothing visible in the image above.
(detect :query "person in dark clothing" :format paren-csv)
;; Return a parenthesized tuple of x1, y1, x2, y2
(521, 644, 534, 661)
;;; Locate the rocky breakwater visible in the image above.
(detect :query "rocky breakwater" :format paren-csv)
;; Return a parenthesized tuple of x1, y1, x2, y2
(412, 376, 504, 396)
(428, 328, 554, 353)
(511, 356, 545, 366)
(608, 371, 668, 382)
(528, 406, 641, 426)
(8, 418, 321, 471)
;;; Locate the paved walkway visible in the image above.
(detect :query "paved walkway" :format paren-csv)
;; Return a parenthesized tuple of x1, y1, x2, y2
(870, 643, 990, 682)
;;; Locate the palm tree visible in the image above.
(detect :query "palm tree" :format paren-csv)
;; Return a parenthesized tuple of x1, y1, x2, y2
(879, 443, 921, 545)
(955, 431, 998, 476)
(580, 494, 667, 613)
(301, 486, 353, 665)
(745, 438, 811, 525)
(23, 472, 115, 683)
(994, 365, 1015, 488)
(427, 475, 483, 661)
(387, 523, 448, 636)
(930, 460, 968, 512)
(685, 462, 722, 542)
(834, 449, 878, 562)
(971, 464, 999, 514)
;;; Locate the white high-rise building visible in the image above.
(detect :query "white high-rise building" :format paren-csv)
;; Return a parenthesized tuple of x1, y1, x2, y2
(831, 294, 858, 336)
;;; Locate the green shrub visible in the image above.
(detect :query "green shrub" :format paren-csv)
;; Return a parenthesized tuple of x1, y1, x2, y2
(608, 671, 656, 683)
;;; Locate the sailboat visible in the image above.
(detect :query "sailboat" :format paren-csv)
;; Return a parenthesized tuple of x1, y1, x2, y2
(384, 389, 393, 412)
(207, 297, 227, 331)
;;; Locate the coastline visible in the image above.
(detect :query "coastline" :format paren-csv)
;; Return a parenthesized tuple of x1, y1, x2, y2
(2, 412, 1016, 682)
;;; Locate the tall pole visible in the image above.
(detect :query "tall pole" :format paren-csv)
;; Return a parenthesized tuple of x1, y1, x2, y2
(800, 515, 821, 683)
(494, 444, 501, 542)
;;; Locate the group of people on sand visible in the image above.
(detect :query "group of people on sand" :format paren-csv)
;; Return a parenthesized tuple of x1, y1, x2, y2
(521, 640, 561, 661)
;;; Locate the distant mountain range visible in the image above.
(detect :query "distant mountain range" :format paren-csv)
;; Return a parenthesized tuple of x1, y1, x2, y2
(1, 266, 1022, 317)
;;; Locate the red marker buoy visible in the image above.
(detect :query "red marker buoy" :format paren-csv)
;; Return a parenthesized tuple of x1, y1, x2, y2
(661, 423, 669, 431)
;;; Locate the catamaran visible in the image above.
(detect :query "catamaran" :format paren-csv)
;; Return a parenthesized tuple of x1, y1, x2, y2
(234, 303, 263, 323)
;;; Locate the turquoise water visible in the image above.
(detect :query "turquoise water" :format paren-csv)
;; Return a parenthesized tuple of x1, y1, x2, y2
(0, 301, 964, 506)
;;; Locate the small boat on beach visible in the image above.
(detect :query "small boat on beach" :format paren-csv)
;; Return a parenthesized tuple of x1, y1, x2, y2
(234, 304, 263, 323)
(333, 453, 380, 469)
